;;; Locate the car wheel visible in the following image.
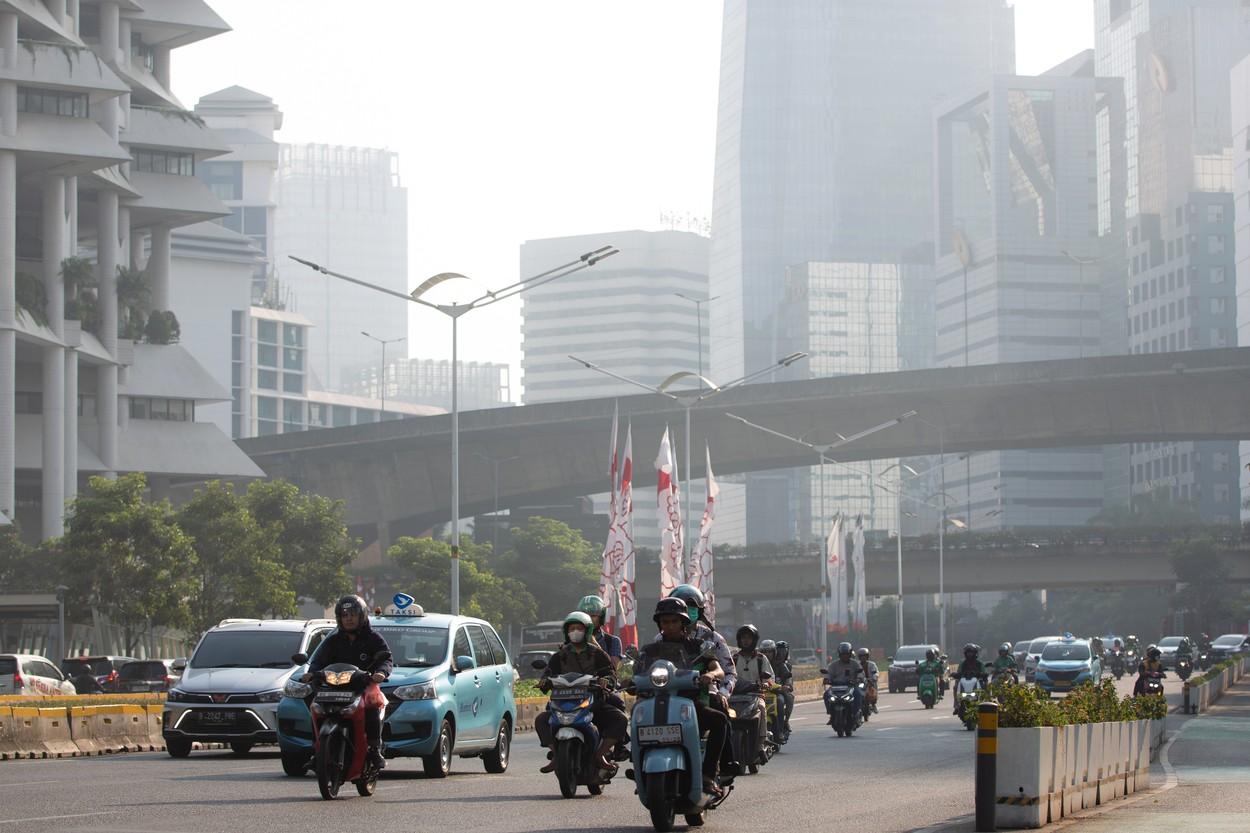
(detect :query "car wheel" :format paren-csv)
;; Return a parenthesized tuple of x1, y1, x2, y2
(165, 737, 192, 758)
(422, 719, 453, 778)
(482, 719, 510, 773)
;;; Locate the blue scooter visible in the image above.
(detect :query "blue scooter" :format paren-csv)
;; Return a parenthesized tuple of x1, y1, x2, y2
(538, 668, 616, 798)
(630, 656, 732, 832)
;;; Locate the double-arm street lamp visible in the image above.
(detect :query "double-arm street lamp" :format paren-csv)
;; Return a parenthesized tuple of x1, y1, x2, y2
(292, 245, 620, 614)
(570, 352, 808, 565)
(360, 331, 405, 414)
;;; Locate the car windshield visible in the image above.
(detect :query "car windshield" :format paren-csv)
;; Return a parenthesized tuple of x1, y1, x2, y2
(1158, 637, 1183, 648)
(373, 626, 448, 668)
(190, 631, 303, 669)
(1013, 641, 1031, 652)
(119, 662, 167, 679)
(1029, 638, 1057, 653)
(894, 646, 930, 662)
(1041, 643, 1091, 661)
(62, 658, 107, 676)
(1213, 635, 1244, 647)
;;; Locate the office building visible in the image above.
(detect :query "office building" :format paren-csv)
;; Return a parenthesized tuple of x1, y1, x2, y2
(1234, 54, 1250, 520)
(345, 357, 512, 412)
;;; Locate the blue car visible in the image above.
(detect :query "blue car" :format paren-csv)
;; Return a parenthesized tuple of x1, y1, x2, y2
(1034, 636, 1101, 695)
(277, 602, 516, 778)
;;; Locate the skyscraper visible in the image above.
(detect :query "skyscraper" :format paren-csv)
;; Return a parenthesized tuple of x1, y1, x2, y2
(709, 0, 1015, 542)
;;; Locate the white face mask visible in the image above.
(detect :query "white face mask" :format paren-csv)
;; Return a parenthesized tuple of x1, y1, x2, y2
(569, 629, 586, 644)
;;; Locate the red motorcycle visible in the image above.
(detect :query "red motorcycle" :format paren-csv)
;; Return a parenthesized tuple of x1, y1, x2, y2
(309, 663, 387, 800)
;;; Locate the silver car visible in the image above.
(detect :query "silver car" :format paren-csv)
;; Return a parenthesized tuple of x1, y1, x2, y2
(1024, 636, 1063, 682)
(163, 618, 335, 758)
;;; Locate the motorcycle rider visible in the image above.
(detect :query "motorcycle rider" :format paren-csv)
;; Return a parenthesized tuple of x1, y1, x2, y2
(577, 595, 622, 668)
(1175, 636, 1193, 663)
(952, 643, 986, 714)
(536, 611, 626, 772)
(303, 595, 392, 771)
(761, 639, 794, 737)
(823, 642, 866, 724)
(992, 642, 1018, 681)
(1133, 645, 1166, 696)
(732, 625, 774, 749)
(635, 597, 730, 797)
(1124, 634, 1141, 655)
(857, 648, 879, 718)
(917, 648, 945, 697)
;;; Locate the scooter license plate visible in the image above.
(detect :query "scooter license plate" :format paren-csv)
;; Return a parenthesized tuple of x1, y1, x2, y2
(638, 724, 683, 745)
(315, 690, 354, 702)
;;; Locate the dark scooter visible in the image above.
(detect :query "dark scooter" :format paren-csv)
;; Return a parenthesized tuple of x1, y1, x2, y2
(534, 661, 616, 799)
(307, 662, 382, 800)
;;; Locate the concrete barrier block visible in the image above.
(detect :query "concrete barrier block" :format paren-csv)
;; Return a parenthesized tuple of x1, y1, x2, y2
(0, 706, 20, 760)
(10, 706, 77, 758)
(1063, 725, 1081, 816)
(144, 704, 166, 750)
(1079, 723, 1099, 809)
(1048, 723, 1066, 821)
(995, 727, 1051, 829)
(70, 705, 135, 755)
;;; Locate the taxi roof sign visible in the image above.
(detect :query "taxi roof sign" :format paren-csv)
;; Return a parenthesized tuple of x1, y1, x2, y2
(383, 602, 425, 617)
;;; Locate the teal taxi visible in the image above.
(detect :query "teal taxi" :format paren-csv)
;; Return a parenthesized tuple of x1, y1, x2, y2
(276, 595, 516, 778)
(1034, 634, 1101, 695)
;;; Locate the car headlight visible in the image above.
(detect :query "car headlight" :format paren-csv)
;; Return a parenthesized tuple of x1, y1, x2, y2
(253, 690, 284, 704)
(283, 680, 312, 699)
(393, 682, 437, 701)
(650, 665, 670, 689)
(166, 688, 188, 702)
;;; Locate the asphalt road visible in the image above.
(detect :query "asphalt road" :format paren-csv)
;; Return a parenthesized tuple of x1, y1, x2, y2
(0, 675, 1187, 833)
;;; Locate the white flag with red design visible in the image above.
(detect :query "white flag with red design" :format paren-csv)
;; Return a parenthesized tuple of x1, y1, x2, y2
(598, 403, 620, 604)
(614, 426, 637, 649)
(826, 513, 848, 633)
(691, 444, 719, 623)
(656, 426, 683, 599)
(851, 514, 868, 631)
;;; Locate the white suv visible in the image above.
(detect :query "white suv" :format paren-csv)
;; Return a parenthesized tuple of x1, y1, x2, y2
(163, 619, 335, 758)
(0, 653, 76, 696)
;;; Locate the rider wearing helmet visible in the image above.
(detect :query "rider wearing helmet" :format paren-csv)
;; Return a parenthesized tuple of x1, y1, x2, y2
(577, 594, 622, 668)
(635, 598, 730, 795)
(856, 647, 879, 718)
(1133, 645, 1166, 696)
(770, 640, 796, 733)
(732, 625, 774, 691)
(304, 595, 392, 770)
(823, 641, 866, 723)
(992, 642, 1018, 676)
(917, 648, 945, 695)
(662, 584, 737, 701)
(536, 611, 626, 772)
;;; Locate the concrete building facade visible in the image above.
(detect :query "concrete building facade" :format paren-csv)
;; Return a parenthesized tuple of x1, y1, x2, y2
(345, 357, 512, 412)
(1233, 54, 1250, 520)
(0, 0, 263, 541)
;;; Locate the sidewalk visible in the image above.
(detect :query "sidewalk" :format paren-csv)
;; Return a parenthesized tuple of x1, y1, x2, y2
(1056, 680, 1250, 832)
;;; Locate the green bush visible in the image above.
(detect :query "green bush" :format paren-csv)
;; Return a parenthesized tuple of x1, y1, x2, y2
(16, 271, 47, 325)
(143, 310, 180, 344)
(970, 678, 1166, 728)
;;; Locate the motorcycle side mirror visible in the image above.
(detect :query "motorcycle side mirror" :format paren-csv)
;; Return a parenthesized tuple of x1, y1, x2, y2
(886, 656, 894, 663)
(940, 654, 949, 662)
(291, 653, 308, 666)
(530, 658, 548, 671)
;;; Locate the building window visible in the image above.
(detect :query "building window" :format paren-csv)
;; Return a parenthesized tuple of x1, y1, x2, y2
(1214, 484, 1230, 504)
(257, 369, 277, 390)
(309, 403, 328, 427)
(1208, 235, 1225, 255)
(282, 399, 304, 429)
(130, 33, 155, 71)
(256, 396, 277, 420)
(1211, 298, 1227, 315)
(257, 319, 278, 343)
(283, 348, 303, 371)
(1210, 266, 1226, 284)
(283, 324, 303, 347)
(257, 344, 278, 368)
(129, 397, 194, 422)
(1211, 328, 1229, 347)
(17, 87, 88, 118)
(132, 149, 195, 176)
(1207, 204, 1226, 224)
(199, 161, 243, 201)
(332, 405, 352, 427)
(282, 373, 304, 394)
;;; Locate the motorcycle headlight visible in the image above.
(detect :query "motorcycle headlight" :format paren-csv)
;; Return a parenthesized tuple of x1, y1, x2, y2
(393, 682, 436, 701)
(254, 689, 284, 704)
(284, 680, 312, 699)
(556, 711, 578, 725)
(650, 665, 670, 689)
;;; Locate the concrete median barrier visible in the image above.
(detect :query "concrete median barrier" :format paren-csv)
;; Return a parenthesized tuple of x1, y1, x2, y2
(9, 706, 77, 758)
(70, 705, 142, 755)
(144, 704, 167, 751)
(0, 706, 18, 760)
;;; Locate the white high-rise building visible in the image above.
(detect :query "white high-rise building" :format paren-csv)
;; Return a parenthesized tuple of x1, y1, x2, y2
(0, 0, 263, 541)
(1232, 54, 1250, 521)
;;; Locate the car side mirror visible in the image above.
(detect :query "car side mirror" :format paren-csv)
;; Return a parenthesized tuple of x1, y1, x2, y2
(454, 655, 476, 672)
(172, 658, 187, 672)
(886, 656, 894, 663)
(530, 658, 548, 671)
(291, 653, 308, 666)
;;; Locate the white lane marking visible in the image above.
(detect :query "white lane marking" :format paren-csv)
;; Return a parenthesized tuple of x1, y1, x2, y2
(790, 716, 811, 722)
(931, 716, 949, 720)
(0, 781, 60, 789)
(0, 812, 121, 825)
(875, 727, 896, 731)
(879, 704, 893, 709)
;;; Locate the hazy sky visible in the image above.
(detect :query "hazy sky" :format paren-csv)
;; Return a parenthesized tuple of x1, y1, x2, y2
(174, 1, 1095, 398)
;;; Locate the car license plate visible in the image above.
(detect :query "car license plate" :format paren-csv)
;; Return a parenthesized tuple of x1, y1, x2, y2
(200, 711, 233, 725)
(1053, 681, 1071, 688)
(638, 724, 682, 745)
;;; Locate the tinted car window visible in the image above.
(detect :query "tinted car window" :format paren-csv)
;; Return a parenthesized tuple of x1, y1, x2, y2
(452, 628, 472, 661)
(1013, 641, 1031, 652)
(119, 661, 168, 679)
(41, 662, 64, 680)
(305, 629, 331, 656)
(1158, 637, 1183, 648)
(467, 625, 494, 667)
(1213, 635, 1245, 647)
(373, 625, 448, 668)
(62, 658, 99, 677)
(0, 658, 16, 675)
(1041, 643, 1091, 661)
(191, 630, 303, 669)
(893, 646, 929, 662)
(1029, 638, 1056, 653)
(483, 627, 507, 667)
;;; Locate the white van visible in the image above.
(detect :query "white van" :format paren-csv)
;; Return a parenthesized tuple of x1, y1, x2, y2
(0, 653, 77, 696)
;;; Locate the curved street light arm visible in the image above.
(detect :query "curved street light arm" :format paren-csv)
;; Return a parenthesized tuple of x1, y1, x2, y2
(290, 255, 443, 310)
(567, 355, 676, 399)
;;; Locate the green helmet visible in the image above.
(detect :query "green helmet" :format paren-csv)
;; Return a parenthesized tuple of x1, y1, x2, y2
(577, 595, 608, 617)
(668, 584, 706, 623)
(563, 610, 594, 640)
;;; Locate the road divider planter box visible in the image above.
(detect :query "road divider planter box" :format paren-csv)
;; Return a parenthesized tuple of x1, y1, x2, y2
(1185, 654, 1247, 713)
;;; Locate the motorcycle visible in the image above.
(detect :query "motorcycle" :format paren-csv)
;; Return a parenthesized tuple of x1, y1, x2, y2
(1109, 648, 1126, 680)
(628, 647, 732, 832)
(727, 683, 776, 775)
(1197, 649, 1211, 672)
(823, 677, 864, 738)
(953, 674, 983, 731)
(1175, 655, 1193, 682)
(1139, 670, 1165, 697)
(539, 668, 617, 798)
(306, 662, 384, 800)
(918, 666, 941, 709)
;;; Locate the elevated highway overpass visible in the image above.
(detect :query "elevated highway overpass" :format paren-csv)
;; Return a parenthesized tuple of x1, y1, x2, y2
(237, 348, 1250, 543)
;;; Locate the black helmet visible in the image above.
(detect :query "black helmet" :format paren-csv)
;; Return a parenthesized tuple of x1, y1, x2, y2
(856, 647, 870, 660)
(668, 584, 707, 623)
(653, 597, 692, 629)
(925, 648, 937, 661)
(775, 640, 790, 662)
(736, 624, 759, 651)
(837, 641, 853, 659)
(999, 642, 1011, 656)
(963, 643, 979, 657)
(1146, 645, 1161, 660)
(334, 595, 370, 631)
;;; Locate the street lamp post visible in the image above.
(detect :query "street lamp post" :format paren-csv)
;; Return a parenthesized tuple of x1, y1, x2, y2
(672, 293, 719, 388)
(292, 245, 619, 614)
(360, 331, 405, 414)
(474, 451, 520, 557)
(1061, 250, 1103, 361)
(570, 352, 809, 571)
(55, 584, 68, 664)
(724, 410, 917, 661)
(879, 462, 918, 649)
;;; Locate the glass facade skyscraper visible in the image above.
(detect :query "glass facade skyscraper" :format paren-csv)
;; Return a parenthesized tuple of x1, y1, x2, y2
(709, 0, 1015, 542)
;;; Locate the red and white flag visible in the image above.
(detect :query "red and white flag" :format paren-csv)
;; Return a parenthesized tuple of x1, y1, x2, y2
(614, 426, 637, 649)
(851, 514, 868, 631)
(826, 513, 848, 634)
(598, 403, 620, 604)
(656, 426, 684, 599)
(691, 444, 719, 623)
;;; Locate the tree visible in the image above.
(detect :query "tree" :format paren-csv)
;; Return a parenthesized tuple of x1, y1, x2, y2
(979, 591, 1052, 648)
(388, 536, 537, 629)
(59, 474, 196, 653)
(176, 482, 296, 638)
(500, 517, 599, 621)
(116, 264, 150, 341)
(1171, 537, 1241, 635)
(245, 480, 354, 606)
(0, 523, 39, 589)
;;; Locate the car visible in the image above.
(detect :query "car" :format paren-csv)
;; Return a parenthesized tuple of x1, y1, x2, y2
(789, 648, 819, 666)
(886, 644, 942, 693)
(276, 600, 517, 779)
(514, 650, 554, 681)
(1024, 636, 1063, 682)
(163, 618, 337, 758)
(60, 655, 139, 693)
(0, 653, 76, 697)
(1034, 636, 1102, 695)
(1156, 636, 1187, 669)
(1208, 633, 1249, 662)
(116, 659, 179, 693)
(1012, 640, 1032, 668)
